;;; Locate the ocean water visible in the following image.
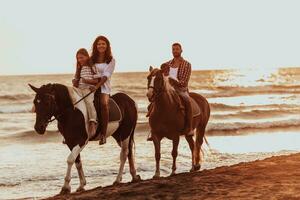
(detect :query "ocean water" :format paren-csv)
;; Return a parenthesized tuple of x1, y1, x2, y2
(0, 68, 300, 199)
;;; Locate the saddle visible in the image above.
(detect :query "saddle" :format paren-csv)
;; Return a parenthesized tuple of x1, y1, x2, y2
(190, 97, 201, 117)
(178, 95, 201, 117)
(94, 98, 122, 122)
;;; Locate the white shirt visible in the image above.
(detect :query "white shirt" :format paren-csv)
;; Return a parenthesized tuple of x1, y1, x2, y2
(93, 58, 115, 94)
(169, 67, 178, 81)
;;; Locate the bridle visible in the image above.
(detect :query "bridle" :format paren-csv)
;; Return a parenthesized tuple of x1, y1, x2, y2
(147, 75, 166, 102)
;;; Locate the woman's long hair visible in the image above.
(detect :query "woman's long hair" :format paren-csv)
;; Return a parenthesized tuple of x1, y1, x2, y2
(91, 35, 113, 64)
(76, 48, 95, 74)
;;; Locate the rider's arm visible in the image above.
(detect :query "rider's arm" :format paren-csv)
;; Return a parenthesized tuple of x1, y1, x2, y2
(82, 78, 99, 85)
(93, 58, 115, 85)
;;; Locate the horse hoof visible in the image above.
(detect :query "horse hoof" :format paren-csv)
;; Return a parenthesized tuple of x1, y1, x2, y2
(76, 187, 85, 192)
(190, 164, 201, 172)
(194, 164, 201, 171)
(170, 172, 176, 176)
(152, 174, 160, 179)
(132, 175, 141, 183)
(113, 181, 121, 186)
(59, 187, 71, 195)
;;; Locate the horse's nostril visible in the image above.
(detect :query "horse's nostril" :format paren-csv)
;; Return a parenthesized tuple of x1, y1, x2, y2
(34, 123, 46, 134)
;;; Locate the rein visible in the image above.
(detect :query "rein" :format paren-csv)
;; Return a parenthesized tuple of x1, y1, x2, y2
(148, 84, 166, 102)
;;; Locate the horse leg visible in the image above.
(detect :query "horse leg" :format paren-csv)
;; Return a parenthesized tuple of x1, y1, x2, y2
(171, 136, 179, 176)
(153, 136, 161, 179)
(114, 137, 130, 185)
(128, 137, 141, 183)
(60, 144, 84, 194)
(185, 134, 197, 172)
(194, 127, 205, 171)
(75, 154, 86, 192)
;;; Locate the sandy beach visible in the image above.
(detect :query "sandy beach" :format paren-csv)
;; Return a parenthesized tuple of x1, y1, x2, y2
(43, 153, 300, 200)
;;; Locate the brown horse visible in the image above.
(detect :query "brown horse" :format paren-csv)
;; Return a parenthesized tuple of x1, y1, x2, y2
(29, 83, 141, 194)
(146, 67, 210, 178)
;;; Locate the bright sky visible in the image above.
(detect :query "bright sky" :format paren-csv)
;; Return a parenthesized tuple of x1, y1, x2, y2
(0, 0, 300, 75)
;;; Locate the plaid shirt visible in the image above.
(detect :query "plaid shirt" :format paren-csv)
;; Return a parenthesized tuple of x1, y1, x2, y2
(161, 57, 191, 89)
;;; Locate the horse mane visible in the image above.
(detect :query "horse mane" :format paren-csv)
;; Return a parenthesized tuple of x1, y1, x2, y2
(148, 68, 182, 107)
(163, 76, 181, 106)
(40, 83, 73, 110)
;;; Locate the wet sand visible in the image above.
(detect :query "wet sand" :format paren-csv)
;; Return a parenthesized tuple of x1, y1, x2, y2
(44, 153, 300, 200)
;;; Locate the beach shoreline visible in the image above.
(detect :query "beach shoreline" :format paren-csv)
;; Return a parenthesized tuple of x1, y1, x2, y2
(43, 153, 300, 200)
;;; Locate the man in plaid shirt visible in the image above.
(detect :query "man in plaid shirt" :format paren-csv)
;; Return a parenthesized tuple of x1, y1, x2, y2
(147, 43, 193, 140)
(161, 43, 193, 136)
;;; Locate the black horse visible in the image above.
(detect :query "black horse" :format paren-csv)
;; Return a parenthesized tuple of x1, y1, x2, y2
(29, 83, 140, 194)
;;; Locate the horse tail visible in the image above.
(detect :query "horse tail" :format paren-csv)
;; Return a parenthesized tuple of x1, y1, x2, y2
(192, 92, 210, 165)
(128, 102, 137, 160)
(128, 123, 136, 160)
(204, 135, 210, 149)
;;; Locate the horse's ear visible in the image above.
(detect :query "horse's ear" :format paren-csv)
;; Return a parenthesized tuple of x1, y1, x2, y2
(149, 66, 153, 72)
(28, 84, 39, 93)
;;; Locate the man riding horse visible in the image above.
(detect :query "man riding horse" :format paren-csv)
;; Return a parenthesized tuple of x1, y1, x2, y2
(147, 42, 193, 140)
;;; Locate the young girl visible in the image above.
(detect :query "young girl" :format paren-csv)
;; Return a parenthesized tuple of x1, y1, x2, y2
(72, 48, 98, 135)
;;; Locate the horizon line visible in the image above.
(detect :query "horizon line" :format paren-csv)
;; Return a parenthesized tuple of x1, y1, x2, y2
(1, 66, 300, 77)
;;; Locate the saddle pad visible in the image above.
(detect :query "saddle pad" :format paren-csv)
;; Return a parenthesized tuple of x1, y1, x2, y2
(108, 98, 122, 122)
(190, 97, 201, 117)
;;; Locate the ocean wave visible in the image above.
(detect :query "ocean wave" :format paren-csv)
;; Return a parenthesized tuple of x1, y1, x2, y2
(0, 130, 60, 141)
(0, 102, 296, 114)
(4, 117, 300, 141)
(0, 106, 31, 114)
(0, 183, 21, 187)
(210, 103, 298, 111)
(0, 94, 33, 102)
(200, 85, 300, 98)
(212, 108, 300, 120)
(207, 118, 300, 132)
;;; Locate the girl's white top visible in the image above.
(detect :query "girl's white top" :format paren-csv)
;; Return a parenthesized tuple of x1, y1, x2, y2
(93, 58, 115, 94)
(169, 67, 178, 81)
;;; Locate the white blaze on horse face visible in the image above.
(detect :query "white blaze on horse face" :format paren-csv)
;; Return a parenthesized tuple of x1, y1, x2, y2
(146, 76, 155, 99)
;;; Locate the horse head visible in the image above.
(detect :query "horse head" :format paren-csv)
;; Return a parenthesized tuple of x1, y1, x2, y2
(146, 66, 166, 102)
(29, 83, 58, 134)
